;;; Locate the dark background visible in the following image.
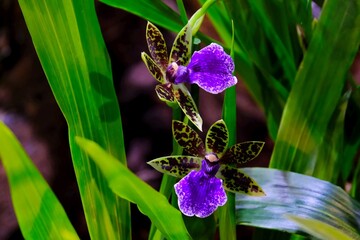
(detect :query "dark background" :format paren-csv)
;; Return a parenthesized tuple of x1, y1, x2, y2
(0, 1, 272, 239)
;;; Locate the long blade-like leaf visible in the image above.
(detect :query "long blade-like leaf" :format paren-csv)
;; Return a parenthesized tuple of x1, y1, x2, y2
(269, 0, 360, 171)
(76, 137, 191, 240)
(100, 0, 182, 32)
(18, 0, 130, 238)
(236, 168, 360, 238)
(0, 122, 79, 239)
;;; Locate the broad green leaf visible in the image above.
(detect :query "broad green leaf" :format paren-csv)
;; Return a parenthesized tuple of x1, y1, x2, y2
(205, 120, 229, 157)
(287, 215, 358, 240)
(147, 155, 202, 178)
(236, 168, 360, 238)
(76, 137, 191, 240)
(18, 0, 130, 238)
(172, 120, 205, 157)
(0, 122, 79, 240)
(270, 0, 360, 172)
(312, 92, 348, 183)
(100, 0, 182, 33)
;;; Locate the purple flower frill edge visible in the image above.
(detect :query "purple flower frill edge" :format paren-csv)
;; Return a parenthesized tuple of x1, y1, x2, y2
(174, 160, 227, 218)
(175, 43, 238, 94)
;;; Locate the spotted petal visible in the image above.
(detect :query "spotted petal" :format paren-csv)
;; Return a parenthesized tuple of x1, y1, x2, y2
(221, 141, 265, 167)
(147, 155, 202, 178)
(173, 84, 203, 131)
(170, 24, 192, 66)
(205, 120, 229, 157)
(174, 168, 227, 218)
(186, 43, 238, 94)
(141, 52, 165, 84)
(217, 165, 265, 196)
(155, 83, 175, 103)
(172, 120, 205, 157)
(146, 22, 168, 70)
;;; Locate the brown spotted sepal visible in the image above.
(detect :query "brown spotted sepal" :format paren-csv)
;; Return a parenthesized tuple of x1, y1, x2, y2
(147, 155, 202, 178)
(216, 165, 265, 196)
(169, 24, 192, 66)
(221, 141, 265, 167)
(141, 52, 165, 84)
(173, 84, 203, 131)
(145, 22, 169, 70)
(155, 83, 175, 103)
(205, 120, 229, 158)
(172, 120, 205, 157)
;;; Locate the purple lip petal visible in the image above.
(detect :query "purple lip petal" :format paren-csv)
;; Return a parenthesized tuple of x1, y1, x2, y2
(186, 43, 238, 94)
(174, 161, 227, 218)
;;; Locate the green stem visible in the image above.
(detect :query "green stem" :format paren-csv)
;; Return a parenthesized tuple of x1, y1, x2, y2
(218, 23, 237, 238)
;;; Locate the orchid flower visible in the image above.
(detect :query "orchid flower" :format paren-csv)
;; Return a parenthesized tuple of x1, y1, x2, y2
(148, 120, 265, 218)
(141, 22, 237, 131)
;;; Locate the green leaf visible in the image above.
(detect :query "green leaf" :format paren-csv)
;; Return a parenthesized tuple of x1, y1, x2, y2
(287, 215, 358, 240)
(172, 120, 205, 157)
(0, 122, 79, 240)
(100, 0, 182, 32)
(76, 137, 191, 240)
(147, 155, 202, 178)
(205, 120, 229, 157)
(236, 168, 360, 238)
(270, 0, 360, 172)
(18, 0, 130, 238)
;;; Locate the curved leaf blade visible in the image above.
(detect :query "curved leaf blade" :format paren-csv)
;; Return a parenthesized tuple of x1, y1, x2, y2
(76, 137, 191, 240)
(236, 168, 360, 238)
(287, 215, 359, 240)
(18, 0, 131, 238)
(0, 122, 79, 240)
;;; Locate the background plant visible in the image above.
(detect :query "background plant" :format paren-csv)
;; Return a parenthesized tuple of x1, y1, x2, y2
(0, 0, 359, 239)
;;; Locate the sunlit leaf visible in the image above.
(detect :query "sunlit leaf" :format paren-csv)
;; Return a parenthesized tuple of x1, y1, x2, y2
(0, 122, 79, 240)
(236, 168, 360, 238)
(287, 215, 358, 240)
(76, 137, 191, 240)
(18, 0, 130, 238)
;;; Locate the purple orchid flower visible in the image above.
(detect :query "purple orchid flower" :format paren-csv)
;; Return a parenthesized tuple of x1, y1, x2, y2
(148, 120, 265, 218)
(169, 43, 238, 94)
(141, 22, 238, 130)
